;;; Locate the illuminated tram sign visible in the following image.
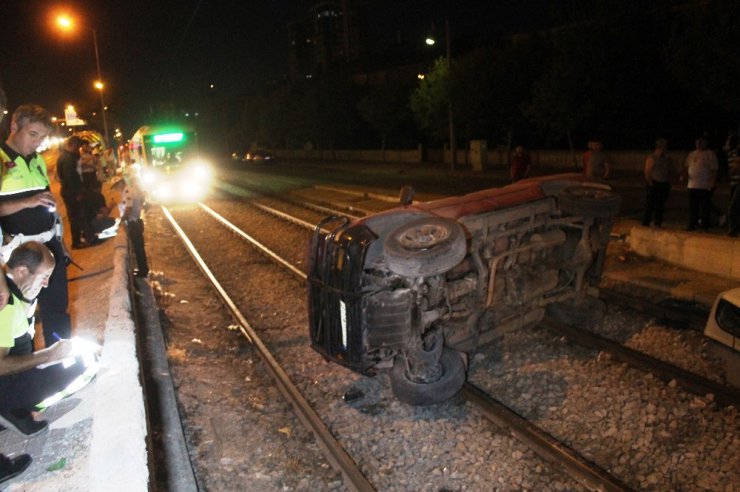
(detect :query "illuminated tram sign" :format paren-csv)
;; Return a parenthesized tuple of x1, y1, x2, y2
(152, 132, 185, 144)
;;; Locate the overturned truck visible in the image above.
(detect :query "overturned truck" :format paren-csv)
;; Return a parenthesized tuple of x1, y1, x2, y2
(308, 174, 621, 405)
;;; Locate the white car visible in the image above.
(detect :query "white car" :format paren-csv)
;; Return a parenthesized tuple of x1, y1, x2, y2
(705, 287, 740, 352)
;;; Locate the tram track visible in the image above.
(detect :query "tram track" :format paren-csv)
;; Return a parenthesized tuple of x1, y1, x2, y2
(162, 206, 374, 492)
(162, 201, 635, 490)
(202, 190, 739, 406)
(152, 180, 737, 490)
(168, 204, 630, 491)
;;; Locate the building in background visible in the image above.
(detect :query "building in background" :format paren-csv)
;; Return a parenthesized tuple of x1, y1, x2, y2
(289, 0, 367, 79)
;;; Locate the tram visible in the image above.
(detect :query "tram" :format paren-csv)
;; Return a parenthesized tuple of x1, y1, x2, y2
(129, 125, 211, 203)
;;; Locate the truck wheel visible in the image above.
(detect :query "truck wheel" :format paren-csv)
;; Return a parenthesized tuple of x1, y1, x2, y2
(558, 186, 621, 218)
(383, 217, 466, 277)
(390, 348, 466, 405)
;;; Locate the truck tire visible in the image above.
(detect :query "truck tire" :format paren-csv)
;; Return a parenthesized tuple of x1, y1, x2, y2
(558, 185, 621, 218)
(390, 348, 466, 405)
(383, 216, 466, 277)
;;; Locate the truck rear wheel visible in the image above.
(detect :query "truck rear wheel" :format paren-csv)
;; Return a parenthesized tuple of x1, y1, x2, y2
(557, 185, 621, 218)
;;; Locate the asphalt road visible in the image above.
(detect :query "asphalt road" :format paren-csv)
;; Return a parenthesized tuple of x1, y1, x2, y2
(218, 157, 734, 235)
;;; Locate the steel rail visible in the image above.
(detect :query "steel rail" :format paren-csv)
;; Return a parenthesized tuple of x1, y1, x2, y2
(542, 317, 740, 407)
(161, 206, 374, 492)
(313, 184, 402, 203)
(212, 177, 363, 219)
(462, 383, 633, 492)
(198, 202, 307, 280)
(249, 200, 328, 231)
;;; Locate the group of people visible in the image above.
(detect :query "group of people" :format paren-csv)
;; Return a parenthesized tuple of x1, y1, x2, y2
(0, 91, 90, 483)
(642, 135, 739, 236)
(56, 136, 112, 248)
(0, 90, 148, 484)
(508, 136, 739, 236)
(507, 139, 613, 183)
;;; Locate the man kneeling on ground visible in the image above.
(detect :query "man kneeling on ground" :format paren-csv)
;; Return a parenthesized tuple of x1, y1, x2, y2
(0, 242, 99, 482)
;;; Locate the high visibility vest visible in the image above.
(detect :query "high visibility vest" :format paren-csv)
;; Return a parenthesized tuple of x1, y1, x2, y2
(0, 287, 35, 348)
(0, 147, 51, 198)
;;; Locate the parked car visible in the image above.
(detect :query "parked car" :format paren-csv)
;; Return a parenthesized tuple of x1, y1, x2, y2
(704, 287, 739, 352)
(243, 150, 275, 162)
(308, 174, 621, 405)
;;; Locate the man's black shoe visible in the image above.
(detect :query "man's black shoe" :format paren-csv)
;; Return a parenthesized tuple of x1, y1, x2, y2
(0, 410, 48, 437)
(0, 454, 32, 484)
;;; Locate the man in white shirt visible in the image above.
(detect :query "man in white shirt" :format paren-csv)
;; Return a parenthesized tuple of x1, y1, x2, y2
(685, 137, 718, 231)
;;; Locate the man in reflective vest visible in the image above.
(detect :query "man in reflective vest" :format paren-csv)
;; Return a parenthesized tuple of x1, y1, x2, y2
(0, 104, 72, 346)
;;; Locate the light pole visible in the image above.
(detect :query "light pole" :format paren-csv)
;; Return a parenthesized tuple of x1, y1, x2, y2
(55, 14, 110, 147)
(426, 20, 456, 171)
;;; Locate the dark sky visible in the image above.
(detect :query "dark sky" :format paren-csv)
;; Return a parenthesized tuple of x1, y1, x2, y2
(0, 0, 543, 137)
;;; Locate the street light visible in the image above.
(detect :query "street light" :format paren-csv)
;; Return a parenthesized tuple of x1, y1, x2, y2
(426, 20, 456, 171)
(55, 13, 110, 147)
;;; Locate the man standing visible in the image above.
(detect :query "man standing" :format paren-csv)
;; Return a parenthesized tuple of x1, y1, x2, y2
(0, 104, 72, 345)
(685, 137, 718, 231)
(56, 136, 89, 248)
(642, 138, 672, 227)
(585, 140, 612, 179)
(509, 145, 531, 182)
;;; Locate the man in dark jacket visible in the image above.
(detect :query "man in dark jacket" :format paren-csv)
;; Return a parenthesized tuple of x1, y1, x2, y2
(56, 136, 89, 248)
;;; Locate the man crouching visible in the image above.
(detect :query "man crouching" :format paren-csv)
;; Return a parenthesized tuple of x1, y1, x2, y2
(0, 242, 98, 438)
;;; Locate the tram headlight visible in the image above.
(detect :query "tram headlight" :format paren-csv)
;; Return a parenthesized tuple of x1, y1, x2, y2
(180, 180, 206, 201)
(154, 182, 173, 201)
(189, 159, 212, 180)
(141, 168, 158, 188)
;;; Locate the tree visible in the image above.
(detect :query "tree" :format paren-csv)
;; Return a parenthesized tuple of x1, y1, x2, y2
(357, 79, 413, 151)
(410, 58, 450, 144)
(523, 39, 593, 158)
(451, 42, 545, 147)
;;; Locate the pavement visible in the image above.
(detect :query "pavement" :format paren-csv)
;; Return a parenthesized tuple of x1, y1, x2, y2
(1, 158, 737, 491)
(1, 174, 148, 491)
(605, 219, 738, 309)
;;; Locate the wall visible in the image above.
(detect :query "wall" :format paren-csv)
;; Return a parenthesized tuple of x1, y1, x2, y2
(273, 147, 690, 174)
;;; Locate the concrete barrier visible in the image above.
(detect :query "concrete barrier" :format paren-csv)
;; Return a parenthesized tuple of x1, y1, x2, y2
(629, 225, 740, 281)
(88, 234, 149, 491)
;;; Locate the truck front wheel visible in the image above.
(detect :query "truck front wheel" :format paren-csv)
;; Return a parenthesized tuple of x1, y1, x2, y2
(390, 348, 466, 405)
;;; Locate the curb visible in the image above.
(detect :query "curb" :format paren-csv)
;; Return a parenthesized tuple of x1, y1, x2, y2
(88, 233, 149, 490)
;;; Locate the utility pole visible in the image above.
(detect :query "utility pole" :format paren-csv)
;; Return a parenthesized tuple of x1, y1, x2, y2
(445, 19, 456, 171)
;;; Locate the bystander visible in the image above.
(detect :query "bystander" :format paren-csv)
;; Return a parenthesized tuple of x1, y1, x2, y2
(509, 145, 531, 182)
(112, 171, 149, 277)
(684, 137, 719, 231)
(642, 138, 672, 227)
(585, 140, 611, 179)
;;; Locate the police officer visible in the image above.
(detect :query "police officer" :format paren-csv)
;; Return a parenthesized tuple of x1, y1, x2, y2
(0, 88, 9, 310)
(0, 104, 72, 346)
